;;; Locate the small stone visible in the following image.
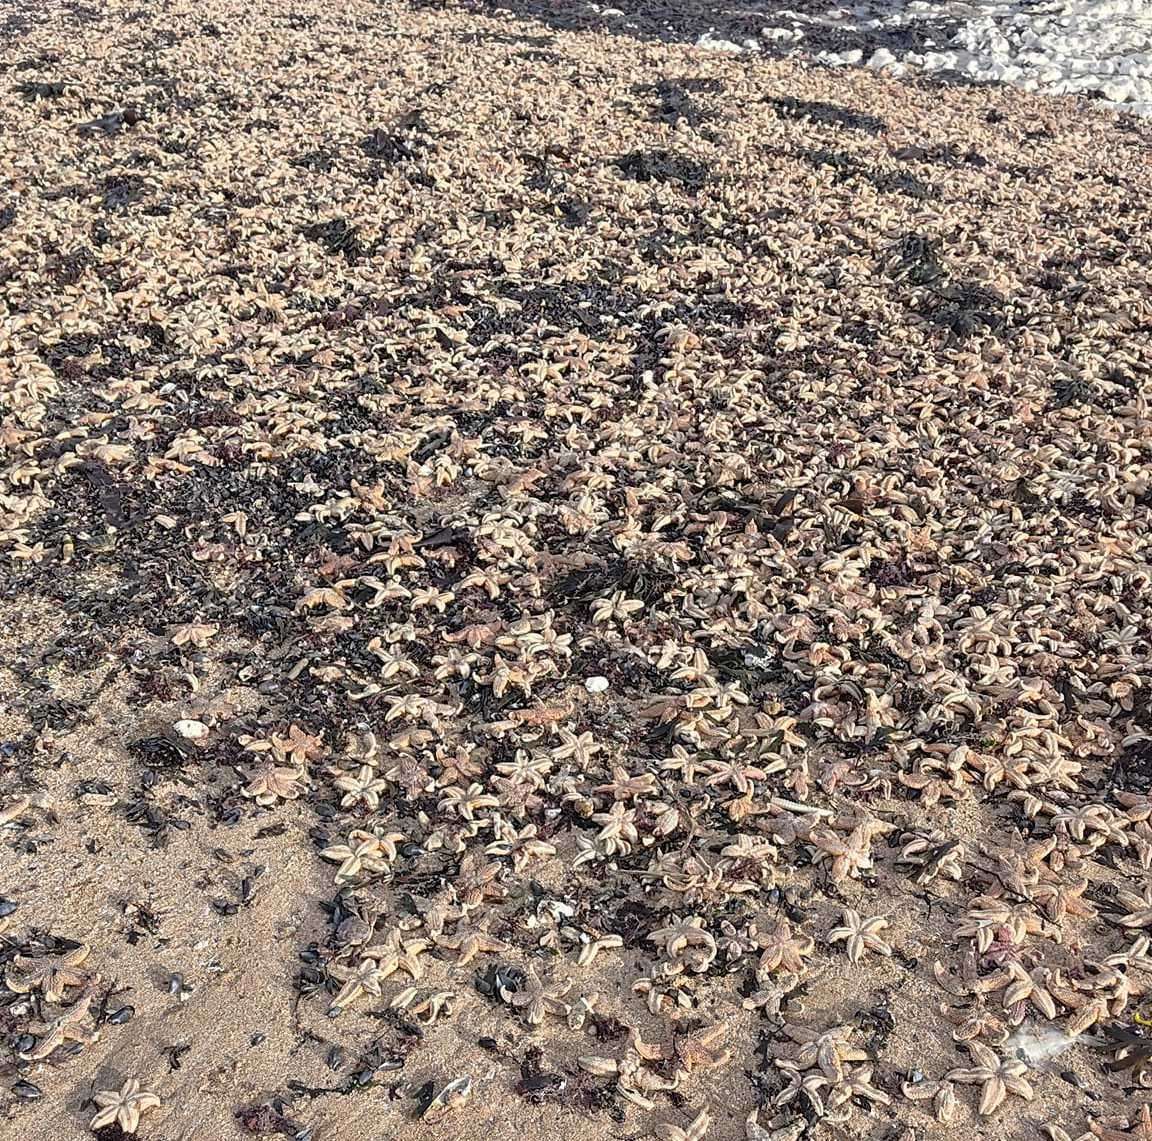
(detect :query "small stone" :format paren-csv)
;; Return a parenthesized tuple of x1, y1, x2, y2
(696, 31, 749, 53)
(867, 48, 897, 69)
(1101, 79, 1133, 102)
(174, 719, 209, 739)
(584, 676, 610, 694)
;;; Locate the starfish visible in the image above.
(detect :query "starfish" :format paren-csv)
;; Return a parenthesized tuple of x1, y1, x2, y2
(5, 943, 92, 1001)
(576, 933, 624, 967)
(320, 830, 405, 884)
(773, 1059, 831, 1117)
(655, 1107, 710, 1141)
(269, 725, 325, 765)
(1090, 1106, 1152, 1141)
(242, 761, 303, 805)
(826, 1064, 891, 1111)
(327, 956, 392, 1013)
(433, 924, 511, 965)
(1118, 887, 1152, 928)
(809, 817, 891, 881)
(364, 929, 429, 980)
(903, 1078, 959, 1124)
(391, 986, 456, 1025)
(650, 915, 716, 960)
(781, 1023, 868, 1082)
(940, 998, 1009, 1044)
(674, 1023, 732, 1074)
(90, 1078, 162, 1134)
(996, 960, 1058, 1021)
(505, 967, 571, 1025)
(578, 1044, 680, 1110)
(1032, 877, 1097, 923)
(827, 910, 892, 963)
(169, 621, 217, 648)
(333, 764, 390, 810)
(755, 920, 814, 976)
(21, 988, 100, 1060)
(747, 1108, 806, 1141)
(945, 1042, 1033, 1115)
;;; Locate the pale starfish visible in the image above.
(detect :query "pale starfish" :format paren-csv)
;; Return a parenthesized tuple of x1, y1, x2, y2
(242, 761, 304, 806)
(827, 910, 892, 963)
(781, 1023, 868, 1082)
(5, 944, 92, 1002)
(674, 1023, 732, 1073)
(755, 920, 814, 976)
(363, 929, 429, 980)
(505, 967, 571, 1025)
(1089, 1105, 1152, 1141)
(433, 923, 511, 965)
(21, 988, 100, 1060)
(655, 1107, 710, 1141)
(945, 1042, 1034, 1115)
(327, 956, 392, 1013)
(90, 1078, 161, 1134)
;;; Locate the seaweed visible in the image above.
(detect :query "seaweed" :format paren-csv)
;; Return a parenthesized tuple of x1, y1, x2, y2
(299, 218, 370, 261)
(767, 96, 886, 135)
(614, 149, 711, 190)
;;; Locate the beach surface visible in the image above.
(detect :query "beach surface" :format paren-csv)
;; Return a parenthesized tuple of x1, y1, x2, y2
(1, 2, 1151, 1139)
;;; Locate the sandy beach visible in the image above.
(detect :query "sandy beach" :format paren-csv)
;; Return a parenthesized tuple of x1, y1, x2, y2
(1, 1, 1151, 1139)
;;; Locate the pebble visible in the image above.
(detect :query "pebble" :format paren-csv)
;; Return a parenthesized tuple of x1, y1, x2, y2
(696, 31, 756, 53)
(584, 676, 610, 694)
(174, 719, 209, 739)
(737, 0, 1152, 113)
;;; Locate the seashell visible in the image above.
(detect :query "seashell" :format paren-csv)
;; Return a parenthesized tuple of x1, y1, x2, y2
(423, 1076, 472, 1123)
(174, 719, 209, 739)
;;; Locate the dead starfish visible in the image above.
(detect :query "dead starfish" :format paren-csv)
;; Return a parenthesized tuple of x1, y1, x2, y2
(827, 910, 892, 963)
(945, 1041, 1033, 1115)
(21, 988, 100, 1060)
(755, 920, 814, 977)
(90, 1078, 162, 1134)
(780, 1023, 868, 1082)
(674, 1023, 732, 1074)
(1089, 1106, 1152, 1141)
(655, 1107, 711, 1141)
(433, 923, 511, 965)
(327, 956, 392, 1013)
(578, 1041, 679, 1110)
(5, 943, 92, 1001)
(504, 968, 571, 1025)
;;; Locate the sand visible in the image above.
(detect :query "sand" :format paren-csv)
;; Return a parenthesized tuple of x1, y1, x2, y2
(1, 1, 1151, 1140)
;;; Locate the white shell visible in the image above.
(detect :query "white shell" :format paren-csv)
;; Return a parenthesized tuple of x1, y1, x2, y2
(174, 719, 209, 739)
